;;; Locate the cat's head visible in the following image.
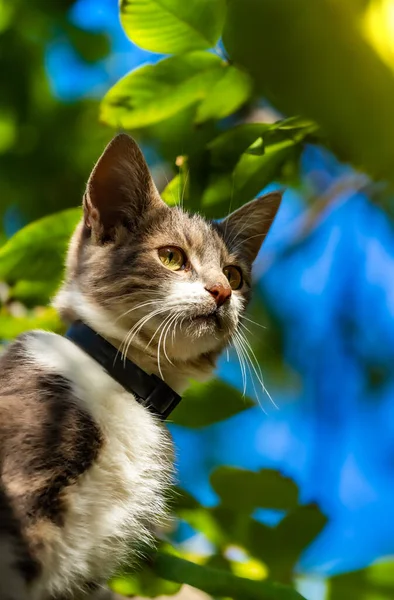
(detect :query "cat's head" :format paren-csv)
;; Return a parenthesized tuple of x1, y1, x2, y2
(55, 135, 281, 383)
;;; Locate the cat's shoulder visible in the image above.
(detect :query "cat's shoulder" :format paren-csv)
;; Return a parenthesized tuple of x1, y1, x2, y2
(0, 329, 113, 392)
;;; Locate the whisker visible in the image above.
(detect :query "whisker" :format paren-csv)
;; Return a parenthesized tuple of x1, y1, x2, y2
(234, 331, 266, 414)
(232, 338, 247, 397)
(240, 315, 267, 330)
(163, 312, 181, 366)
(114, 300, 162, 324)
(235, 330, 276, 411)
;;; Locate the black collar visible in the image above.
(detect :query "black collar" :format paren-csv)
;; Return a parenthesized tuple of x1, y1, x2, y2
(65, 322, 181, 420)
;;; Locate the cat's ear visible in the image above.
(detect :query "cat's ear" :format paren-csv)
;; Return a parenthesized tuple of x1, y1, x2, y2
(220, 191, 282, 262)
(83, 134, 165, 241)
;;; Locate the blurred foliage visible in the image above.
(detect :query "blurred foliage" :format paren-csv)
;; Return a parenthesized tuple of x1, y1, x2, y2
(0, 0, 111, 224)
(2, 0, 394, 598)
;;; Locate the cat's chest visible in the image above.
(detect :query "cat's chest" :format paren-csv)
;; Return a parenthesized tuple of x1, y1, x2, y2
(26, 332, 174, 594)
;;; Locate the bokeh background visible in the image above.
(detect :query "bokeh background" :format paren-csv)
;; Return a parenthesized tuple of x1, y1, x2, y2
(2, 1, 394, 599)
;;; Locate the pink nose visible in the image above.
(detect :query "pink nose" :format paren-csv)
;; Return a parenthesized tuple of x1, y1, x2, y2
(205, 283, 232, 307)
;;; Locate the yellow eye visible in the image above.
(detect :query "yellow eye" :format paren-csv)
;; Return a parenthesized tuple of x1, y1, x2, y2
(223, 265, 243, 290)
(158, 247, 186, 271)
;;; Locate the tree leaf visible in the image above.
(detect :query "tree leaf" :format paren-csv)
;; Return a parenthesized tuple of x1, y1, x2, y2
(153, 552, 306, 600)
(171, 379, 254, 428)
(202, 139, 296, 217)
(249, 505, 327, 583)
(9, 280, 60, 308)
(172, 486, 201, 511)
(208, 123, 272, 170)
(0, 308, 63, 341)
(230, 139, 296, 203)
(223, 0, 394, 185)
(329, 561, 394, 600)
(207, 118, 317, 170)
(162, 173, 182, 206)
(0, 208, 80, 285)
(110, 563, 181, 598)
(178, 506, 227, 547)
(195, 66, 253, 123)
(120, 0, 226, 54)
(211, 468, 299, 511)
(101, 52, 226, 130)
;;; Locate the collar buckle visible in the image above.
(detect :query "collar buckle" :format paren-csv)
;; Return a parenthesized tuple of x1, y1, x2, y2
(144, 375, 182, 420)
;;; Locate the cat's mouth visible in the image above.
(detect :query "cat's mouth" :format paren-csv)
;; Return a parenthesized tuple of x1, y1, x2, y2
(190, 308, 230, 332)
(193, 312, 219, 324)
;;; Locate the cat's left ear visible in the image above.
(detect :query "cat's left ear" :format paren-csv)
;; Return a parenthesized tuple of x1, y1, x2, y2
(84, 133, 166, 241)
(220, 191, 282, 262)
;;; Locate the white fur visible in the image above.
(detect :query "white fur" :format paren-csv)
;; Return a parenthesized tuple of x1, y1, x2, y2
(54, 285, 127, 341)
(24, 332, 173, 597)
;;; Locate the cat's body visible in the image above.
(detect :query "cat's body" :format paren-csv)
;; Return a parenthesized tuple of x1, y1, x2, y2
(0, 330, 172, 598)
(0, 134, 281, 599)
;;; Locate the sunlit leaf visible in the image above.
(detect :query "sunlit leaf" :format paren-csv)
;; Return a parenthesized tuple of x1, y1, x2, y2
(153, 552, 306, 599)
(207, 117, 316, 170)
(101, 52, 226, 130)
(211, 468, 299, 511)
(162, 173, 182, 206)
(0, 108, 16, 153)
(223, 0, 394, 185)
(0, 208, 80, 288)
(363, 0, 394, 72)
(202, 139, 295, 217)
(0, 308, 63, 340)
(120, 0, 226, 53)
(9, 280, 60, 307)
(195, 66, 253, 123)
(110, 565, 181, 598)
(208, 123, 273, 170)
(172, 379, 254, 428)
(0, 0, 14, 33)
(178, 507, 227, 547)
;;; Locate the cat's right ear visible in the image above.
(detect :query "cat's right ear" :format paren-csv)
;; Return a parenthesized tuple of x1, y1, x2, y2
(83, 134, 165, 242)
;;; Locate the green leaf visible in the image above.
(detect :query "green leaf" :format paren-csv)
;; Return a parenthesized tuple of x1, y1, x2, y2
(179, 507, 227, 547)
(195, 66, 253, 123)
(153, 552, 306, 600)
(0, 208, 80, 287)
(171, 379, 254, 428)
(0, 308, 64, 341)
(202, 139, 296, 217)
(101, 52, 227, 130)
(172, 486, 201, 511)
(208, 123, 273, 170)
(9, 280, 60, 307)
(207, 118, 316, 170)
(120, 0, 226, 54)
(329, 561, 394, 600)
(110, 563, 181, 598)
(65, 24, 110, 63)
(162, 174, 182, 206)
(139, 102, 217, 163)
(230, 138, 296, 202)
(211, 468, 299, 511)
(250, 505, 327, 583)
(223, 0, 394, 185)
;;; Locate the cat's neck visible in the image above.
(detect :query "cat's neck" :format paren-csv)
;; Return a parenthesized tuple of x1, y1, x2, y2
(105, 334, 215, 395)
(55, 287, 216, 395)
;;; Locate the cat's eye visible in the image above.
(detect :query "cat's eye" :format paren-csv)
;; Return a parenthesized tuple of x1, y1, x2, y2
(223, 265, 243, 290)
(158, 247, 187, 271)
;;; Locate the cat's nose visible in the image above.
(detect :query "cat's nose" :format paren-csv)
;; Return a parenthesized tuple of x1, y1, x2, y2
(205, 283, 232, 307)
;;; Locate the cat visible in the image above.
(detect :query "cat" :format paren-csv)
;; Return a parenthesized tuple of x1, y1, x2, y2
(0, 134, 281, 599)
